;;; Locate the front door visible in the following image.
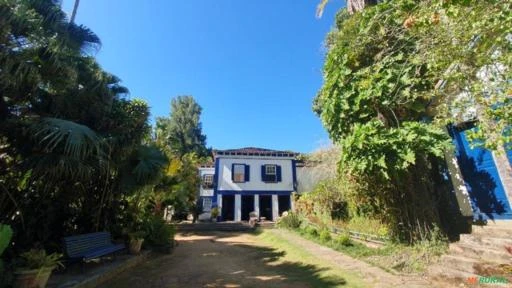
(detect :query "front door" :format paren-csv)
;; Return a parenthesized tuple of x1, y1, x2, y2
(451, 125, 512, 220)
(259, 195, 272, 221)
(221, 195, 235, 221)
(241, 195, 254, 221)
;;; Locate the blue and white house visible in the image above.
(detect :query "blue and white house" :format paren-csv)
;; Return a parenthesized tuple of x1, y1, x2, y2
(198, 164, 215, 218)
(199, 147, 298, 222)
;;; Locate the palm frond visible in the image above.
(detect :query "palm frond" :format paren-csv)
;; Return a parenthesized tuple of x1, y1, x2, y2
(32, 117, 101, 159)
(132, 145, 168, 184)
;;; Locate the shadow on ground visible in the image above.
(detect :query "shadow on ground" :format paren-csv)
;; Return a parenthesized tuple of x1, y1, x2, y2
(99, 231, 348, 288)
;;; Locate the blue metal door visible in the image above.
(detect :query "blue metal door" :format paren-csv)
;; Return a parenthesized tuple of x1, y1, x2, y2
(451, 126, 512, 220)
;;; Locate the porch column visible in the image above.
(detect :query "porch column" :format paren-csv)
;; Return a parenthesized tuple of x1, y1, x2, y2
(235, 194, 241, 222)
(217, 194, 222, 217)
(254, 195, 260, 219)
(272, 194, 279, 221)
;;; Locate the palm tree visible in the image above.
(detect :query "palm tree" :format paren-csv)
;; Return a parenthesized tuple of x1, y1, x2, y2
(70, 0, 80, 23)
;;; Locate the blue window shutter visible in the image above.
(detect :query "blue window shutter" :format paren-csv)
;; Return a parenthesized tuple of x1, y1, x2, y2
(277, 165, 282, 182)
(231, 163, 235, 182)
(261, 165, 266, 181)
(245, 165, 250, 182)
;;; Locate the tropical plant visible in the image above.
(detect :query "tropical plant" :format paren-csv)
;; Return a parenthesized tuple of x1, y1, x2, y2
(0, 224, 13, 280)
(0, 0, 166, 253)
(143, 216, 175, 247)
(17, 249, 63, 271)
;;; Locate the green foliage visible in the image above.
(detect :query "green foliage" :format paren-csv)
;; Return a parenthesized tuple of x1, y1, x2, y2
(319, 229, 332, 243)
(311, 0, 509, 243)
(17, 249, 63, 270)
(277, 212, 302, 229)
(143, 216, 175, 247)
(305, 226, 318, 237)
(340, 121, 449, 179)
(0, 225, 12, 257)
(210, 207, 219, 218)
(0, 0, 164, 251)
(335, 233, 352, 247)
(156, 96, 208, 158)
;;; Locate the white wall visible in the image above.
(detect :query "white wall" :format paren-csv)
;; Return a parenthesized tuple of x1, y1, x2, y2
(199, 167, 215, 196)
(217, 157, 294, 191)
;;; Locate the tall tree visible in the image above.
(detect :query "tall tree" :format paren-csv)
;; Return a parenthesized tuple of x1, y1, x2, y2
(157, 96, 208, 158)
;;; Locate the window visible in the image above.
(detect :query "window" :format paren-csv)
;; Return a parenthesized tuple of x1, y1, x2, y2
(202, 198, 212, 212)
(262, 164, 280, 182)
(233, 164, 246, 183)
(202, 174, 214, 189)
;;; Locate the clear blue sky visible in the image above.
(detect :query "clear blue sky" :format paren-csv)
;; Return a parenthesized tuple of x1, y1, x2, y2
(62, 0, 344, 153)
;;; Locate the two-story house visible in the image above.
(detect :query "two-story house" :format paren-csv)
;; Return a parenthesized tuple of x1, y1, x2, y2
(198, 147, 298, 222)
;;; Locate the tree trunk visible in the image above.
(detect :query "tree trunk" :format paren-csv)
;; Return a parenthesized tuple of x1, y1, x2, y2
(347, 0, 378, 14)
(70, 0, 80, 23)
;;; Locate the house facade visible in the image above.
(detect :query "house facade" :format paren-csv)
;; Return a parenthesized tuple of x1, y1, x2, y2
(198, 147, 298, 222)
(198, 164, 215, 217)
(449, 124, 512, 221)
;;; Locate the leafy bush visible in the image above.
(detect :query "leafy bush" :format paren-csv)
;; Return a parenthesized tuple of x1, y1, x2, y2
(0, 224, 13, 284)
(17, 249, 63, 270)
(319, 229, 332, 243)
(305, 226, 318, 237)
(144, 216, 175, 247)
(277, 211, 301, 229)
(335, 233, 352, 247)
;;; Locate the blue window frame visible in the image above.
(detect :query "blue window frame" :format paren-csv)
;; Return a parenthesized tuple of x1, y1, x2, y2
(261, 164, 282, 182)
(232, 164, 250, 183)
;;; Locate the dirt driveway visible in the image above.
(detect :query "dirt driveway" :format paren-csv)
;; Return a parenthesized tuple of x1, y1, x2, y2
(98, 230, 365, 288)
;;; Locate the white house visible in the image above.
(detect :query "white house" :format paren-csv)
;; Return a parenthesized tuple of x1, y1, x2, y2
(198, 164, 215, 220)
(198, 147, 298, 222)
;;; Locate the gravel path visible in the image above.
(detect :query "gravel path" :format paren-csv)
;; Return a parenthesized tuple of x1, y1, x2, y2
(98, 229, 446, 288)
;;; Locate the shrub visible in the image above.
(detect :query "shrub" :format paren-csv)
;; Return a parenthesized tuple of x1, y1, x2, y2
(319, 229, 332, 243)
(336, 233, 352, 247)
(144, 216, 176, 247)
(277, 211, 301, 229)
(305, 226, 318, 237)
(17, 249, 63, 270)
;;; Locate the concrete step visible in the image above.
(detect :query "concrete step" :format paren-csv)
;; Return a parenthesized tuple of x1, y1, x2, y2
(176, 222, 254, 232)
(449, 243, 512, 263)
(428, 265, 481, 285)
(440, 254, 482, 274)
(471, 224, 512, 238)
(460, 234, 512, 250)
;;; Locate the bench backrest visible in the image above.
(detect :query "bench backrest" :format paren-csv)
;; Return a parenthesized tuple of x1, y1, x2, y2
(63, 232, 113, 258)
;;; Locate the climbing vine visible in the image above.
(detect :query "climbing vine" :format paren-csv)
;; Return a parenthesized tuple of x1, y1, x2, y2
(315, 0, 511, 242)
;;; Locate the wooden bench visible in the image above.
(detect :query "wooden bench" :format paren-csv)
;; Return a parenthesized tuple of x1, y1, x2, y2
(63, 232, 125, 265)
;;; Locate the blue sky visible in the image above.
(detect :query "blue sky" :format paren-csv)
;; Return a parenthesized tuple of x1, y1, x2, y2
(62, 0, 344, 153)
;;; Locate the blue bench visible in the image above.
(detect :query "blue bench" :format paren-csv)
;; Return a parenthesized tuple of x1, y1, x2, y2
(63, 232, 125, 264)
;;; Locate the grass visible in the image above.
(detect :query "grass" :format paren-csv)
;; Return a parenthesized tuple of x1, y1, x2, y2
(255, 229, 368, 288)
(292, 226, 447, 274)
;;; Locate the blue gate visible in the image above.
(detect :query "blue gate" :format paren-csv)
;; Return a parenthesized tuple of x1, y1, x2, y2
(450, 126, 512, 220)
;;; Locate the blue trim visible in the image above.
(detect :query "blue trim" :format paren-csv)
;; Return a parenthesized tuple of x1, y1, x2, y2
(217, 190, 293, 196)
(213, 158, 220, 206)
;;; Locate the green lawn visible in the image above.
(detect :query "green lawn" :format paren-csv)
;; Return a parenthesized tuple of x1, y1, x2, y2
(255, 229, 368, 288)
